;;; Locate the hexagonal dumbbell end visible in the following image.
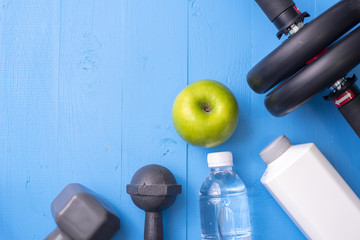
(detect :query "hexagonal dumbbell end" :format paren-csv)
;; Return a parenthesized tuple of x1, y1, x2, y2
(45, 183, 120, 240)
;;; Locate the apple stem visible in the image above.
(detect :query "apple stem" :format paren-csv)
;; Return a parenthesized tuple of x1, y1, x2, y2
(200, 102, 212, 113)
(203, 104, 212, 113)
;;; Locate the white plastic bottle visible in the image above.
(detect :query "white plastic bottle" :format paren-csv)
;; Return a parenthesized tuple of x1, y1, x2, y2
(260, 135, 360, 240)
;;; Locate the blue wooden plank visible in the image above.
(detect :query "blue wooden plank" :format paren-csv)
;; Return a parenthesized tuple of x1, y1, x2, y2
(187, 1, 276, 239)
(55, 0, 126, 239)
(0, 0, 60, 239)
(120, 0, 188, 239)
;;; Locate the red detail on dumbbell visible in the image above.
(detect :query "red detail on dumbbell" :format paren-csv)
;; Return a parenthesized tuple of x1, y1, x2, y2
(306, 48, 328, 65)
(334, 90, 355, 107)
(294, 6, 301, 14)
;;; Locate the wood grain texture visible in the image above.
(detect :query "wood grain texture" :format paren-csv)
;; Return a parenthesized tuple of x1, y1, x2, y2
(0, 0, 359, 239)
(0, 0, 60, 239)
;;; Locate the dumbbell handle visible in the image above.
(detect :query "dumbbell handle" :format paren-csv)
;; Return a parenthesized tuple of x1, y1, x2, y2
(338, 95, 360, 137)
(255, 0, 295, 22)
(45, 228, 72, 240)
(145, 211, 163, 240)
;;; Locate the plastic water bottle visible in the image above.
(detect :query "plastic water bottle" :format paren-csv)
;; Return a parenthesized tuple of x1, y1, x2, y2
(199, 151, 252, 240)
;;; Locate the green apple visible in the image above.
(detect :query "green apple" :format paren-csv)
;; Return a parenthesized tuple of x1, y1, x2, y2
(172, 80, 239, 148)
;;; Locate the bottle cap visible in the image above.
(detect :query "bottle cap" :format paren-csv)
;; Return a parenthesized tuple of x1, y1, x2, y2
(207, 151, 233, 168)
(260, 135, 292, 165)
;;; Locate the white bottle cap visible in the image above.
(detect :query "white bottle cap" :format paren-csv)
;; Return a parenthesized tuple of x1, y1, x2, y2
(260, 135, 292, 165)
(207, 151, 233, 168)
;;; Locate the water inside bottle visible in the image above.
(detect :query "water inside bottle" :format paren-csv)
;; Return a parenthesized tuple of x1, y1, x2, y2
(200, 167, 251, 240)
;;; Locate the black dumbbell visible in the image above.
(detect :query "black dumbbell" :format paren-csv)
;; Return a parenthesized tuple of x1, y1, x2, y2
(45, 183, 120, 240)
(127, 164, 182, 240)
(248, 0, 360, 137)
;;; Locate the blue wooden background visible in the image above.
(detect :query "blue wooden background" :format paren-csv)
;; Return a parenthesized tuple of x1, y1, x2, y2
(1, 0, 359, 239)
